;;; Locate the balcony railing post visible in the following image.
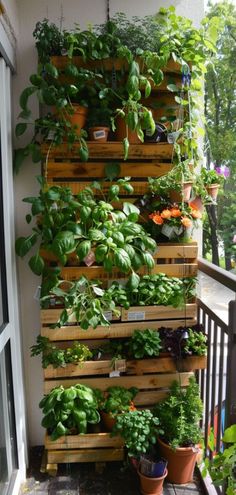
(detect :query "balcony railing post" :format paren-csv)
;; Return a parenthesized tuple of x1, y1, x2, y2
(225, 299, 236, 428)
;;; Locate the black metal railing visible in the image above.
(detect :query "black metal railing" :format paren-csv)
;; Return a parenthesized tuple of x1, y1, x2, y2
(197, 258, 236, 494)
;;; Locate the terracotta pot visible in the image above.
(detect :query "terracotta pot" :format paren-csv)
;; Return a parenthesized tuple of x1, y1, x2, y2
(66, 104, 88, 135)
(115, 115, 141, 144)
(206, 184, 220, 200)
(89, 126, 110, 142)
(100, 411, 116, 431)
(189, 196, 204, 213)
(169, 182, 193, 203)
(138, 467, 168, 495)
(158, 438, 199, 484)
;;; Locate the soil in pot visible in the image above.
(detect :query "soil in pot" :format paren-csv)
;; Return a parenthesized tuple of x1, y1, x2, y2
(138, 467, 168, 495)
(89, 126, 110, 142)
(158, 438, 199, 484)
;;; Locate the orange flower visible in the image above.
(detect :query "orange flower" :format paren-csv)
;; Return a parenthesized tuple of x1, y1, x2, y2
(181, 217, 192, 228)
(149, 213, 155, 219)
(191, 208, 202, 219)
(153, 214, 164, 225)
(170, 208, 182, 217)
(161, 209, 171, 219)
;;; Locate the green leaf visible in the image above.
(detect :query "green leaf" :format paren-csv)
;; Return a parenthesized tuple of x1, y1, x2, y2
(222, 424, 236, 443)
(28, 253, 45, 275)
(51, 231, 76, 258)
(45, 63, 59, 79)
(128, 272, 140, 289)
(13, 147, 30, 173)
(31, 144, 42, 163)
(167, 84, 179, 92)
(103, 255, 113, 272)
(88, 229, 105, 242)
(109, 184, 120, 200)
(79, 145, 89, 162)
(123, 202, 140, 219)
(15, 123, 27, 137)
(15, 234, 37, 257)
(123, 137, 129, 161)
(105, 162, 121, 181)
(19, 86, 37, 110)
(114, 248, 132, 273)
(142, 252, 155, 269)
(77, 240, 91, 261)
(80, 206, 92, 222)
(95, 245, 108, 262)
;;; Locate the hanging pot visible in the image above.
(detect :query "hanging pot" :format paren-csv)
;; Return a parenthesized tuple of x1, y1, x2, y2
(205, 184, 220, 200)
(158, 438, 199, 484)
(169, 182, 193, 203)
(138, 467, 168, 495)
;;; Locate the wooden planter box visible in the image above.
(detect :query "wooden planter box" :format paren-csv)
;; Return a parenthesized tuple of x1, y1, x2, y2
(45, 432, 124, 464)
(121, 303, 197, 322)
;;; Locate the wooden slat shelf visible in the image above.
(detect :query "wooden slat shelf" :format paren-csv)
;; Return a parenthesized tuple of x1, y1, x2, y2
(45, 432, 124, 450)
(44, 371, 193, 394)
(40, 303, 197, 326)
(47, 447, 124, 464)
(43, 355, 206, 380)
(41, 318, 197, 341)
(41, 142, 174, 160)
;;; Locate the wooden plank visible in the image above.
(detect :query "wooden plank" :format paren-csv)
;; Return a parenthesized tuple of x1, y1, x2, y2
(44, 359, 126, 379)
(41, 318, 197, 341)
(176, 355, 207, 372)
(51, 56, 182, 74)
(121, 303, 197, 322)
(41, 142, 174, 160)
(46, 161, 173, 180)
(43, 371, 193, 393)
(126, 357, 176, 375)
(135, 390, 168, 406)
(156, 242, 198, 259)
(60, 263, 197, 280)
(45, 432, 124, 450)
(47, 448, 124, 463)
(47, 180, 150, 196)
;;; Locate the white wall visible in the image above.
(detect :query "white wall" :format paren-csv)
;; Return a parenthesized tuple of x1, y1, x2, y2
(13, 0, 205, 445)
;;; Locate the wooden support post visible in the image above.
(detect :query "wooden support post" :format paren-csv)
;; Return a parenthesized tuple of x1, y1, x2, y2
(225, 299, 236, 427)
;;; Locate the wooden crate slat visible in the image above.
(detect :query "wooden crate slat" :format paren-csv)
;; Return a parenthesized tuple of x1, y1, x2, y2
(45, 432, 124, 450)
(43, 359, 126, 379)
(43, 371, 193, 393)
(60, 263, 197, 281)
(47, 448, 124, 463)
(48, 179, 151, 196)
(51, 56, 182, 74)
(156, 242, 198, 259)
(46, 161, 173, 180)
(121, 303, 197, 322)
(41, 318, 197, 341)
(41, 142, 174, 160)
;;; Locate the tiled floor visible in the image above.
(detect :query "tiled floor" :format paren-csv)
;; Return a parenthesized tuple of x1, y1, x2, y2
(19, 447, 204, 495)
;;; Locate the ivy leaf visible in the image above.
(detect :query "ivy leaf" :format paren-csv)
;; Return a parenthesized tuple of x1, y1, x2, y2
(28, 253, 45, 275)
(114, 248, 132, 273)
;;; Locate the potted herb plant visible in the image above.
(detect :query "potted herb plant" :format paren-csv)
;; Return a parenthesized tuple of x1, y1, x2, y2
(98, 386, 138, 431)
(31, 335, 92, 369)
(201, 167, 225, 201)
(39, 383, 100, 440)
(112, 409, 167, 495)
(154, 376, 203, 484)
(159, 325, 207, 371)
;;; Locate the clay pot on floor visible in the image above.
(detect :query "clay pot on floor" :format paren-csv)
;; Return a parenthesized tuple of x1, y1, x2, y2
(158, 438, 199, 484)
(138, 467, 168, 495)
(206, 184, 220, 201)
(88, 126, 110, 142)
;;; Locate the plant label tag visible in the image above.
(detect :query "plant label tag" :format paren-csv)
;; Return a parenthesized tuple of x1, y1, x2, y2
(34, 286, 41, 301)
(93, 130, 106, 140)
(103, 311, 113, 321)
(83, 250, 95, 266)
(115, 359, 126, 372)
(127, 311, 145, 321)
(109, 370, 120, 377)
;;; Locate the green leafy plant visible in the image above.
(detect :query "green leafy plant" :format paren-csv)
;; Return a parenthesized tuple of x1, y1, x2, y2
(148, 159, 193, 200)
(160, 324, 207, 358)
(41, 276, 120, 330)
(154, 376, 203, 449)
(128, 329, 162, 359)
(206, 424, 236, 495)
(31, 335, 92, 368)
(112, 409, 163, 457)
(33, 19, 66, 63)
(201, 167, 225, 186)
(183, 328, 207, 356)
(39, 384, 100, 440)
(15, 178, 156, 277)
(98, 386, 138, 418)
(107, 273, 196, 309)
